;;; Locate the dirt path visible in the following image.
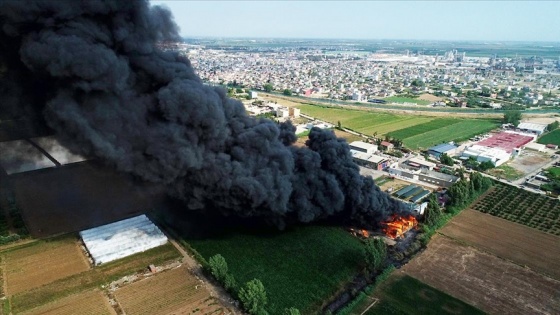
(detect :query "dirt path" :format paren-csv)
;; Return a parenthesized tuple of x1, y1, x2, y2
(166, 236, 242, 314)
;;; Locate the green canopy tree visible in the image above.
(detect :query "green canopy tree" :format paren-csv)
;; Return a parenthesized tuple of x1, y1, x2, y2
(363, 238, 387, 272)
(239, 279, 268, 315)
(503, 110, 522, 126)
(208, 254, 228, 283)
(439, 153, 454, 166)
(423, 194, 442, 227)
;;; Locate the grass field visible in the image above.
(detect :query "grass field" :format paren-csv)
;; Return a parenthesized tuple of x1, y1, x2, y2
(360, 274, 484, 315)
(115, 266, 224, 315)
(20, 290, 116, 315)
(538, 129, 560, 146)
(185, 226, 364, 315)
(470, 184, 560, 235)
(390, 120, 497, 149)
(382, 96, 432, 106)
(297, 104, 498, 149)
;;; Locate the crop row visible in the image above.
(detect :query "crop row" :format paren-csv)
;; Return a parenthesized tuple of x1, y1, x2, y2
(387, 119, 459, 140)
(402, 120, 498, 149)
(472, 185, 560, 235)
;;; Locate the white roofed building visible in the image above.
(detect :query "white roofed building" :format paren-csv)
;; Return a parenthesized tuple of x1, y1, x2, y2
(80, 215, 168, 265)
(462, 145, 512, 166)
(349, 141, 377, 154)
(517, 122, 547, 135)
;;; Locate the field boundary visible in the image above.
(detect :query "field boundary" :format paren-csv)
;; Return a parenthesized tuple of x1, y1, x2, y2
(359, 297, 379, 315)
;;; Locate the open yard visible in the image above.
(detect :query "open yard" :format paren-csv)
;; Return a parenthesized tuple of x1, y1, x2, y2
(538, 129, 560, 146)
(505, 150, 551, 175)
(440, 209, 560, 280)
(20, 289, 115, 315)
(354, 274, 484, 315)
(115, 266, 225, 315)
(9, 242, 181, 314)
(382, 96, 432, 106)
(3, 236, 89, 295)
(401, 235, 560, 315)
(296, 104, 498, 149)
(470, 184, 560, 235)
(184, 225, 364, 315)
(486, 164, 524, 181)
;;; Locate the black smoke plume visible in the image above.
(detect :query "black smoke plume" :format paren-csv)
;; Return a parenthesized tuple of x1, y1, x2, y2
(0, 0, 407, 227)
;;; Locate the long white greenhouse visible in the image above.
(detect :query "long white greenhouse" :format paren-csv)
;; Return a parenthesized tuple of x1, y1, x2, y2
(80, 215, 168, 265)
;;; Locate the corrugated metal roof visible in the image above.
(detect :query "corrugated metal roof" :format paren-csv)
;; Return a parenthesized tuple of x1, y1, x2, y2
(428, 143, 458, 153)
(80, 215, 168, 265)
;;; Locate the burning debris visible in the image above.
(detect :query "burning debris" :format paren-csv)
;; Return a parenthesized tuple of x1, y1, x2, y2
(0, 0, 408, 227)
(382, 214, 418, 239)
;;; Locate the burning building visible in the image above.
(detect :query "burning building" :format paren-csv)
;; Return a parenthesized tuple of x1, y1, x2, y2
(382, 214, 418, 239)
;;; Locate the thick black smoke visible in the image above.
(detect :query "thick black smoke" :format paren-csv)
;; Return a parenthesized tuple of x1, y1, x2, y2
(0, 0, 407, 227)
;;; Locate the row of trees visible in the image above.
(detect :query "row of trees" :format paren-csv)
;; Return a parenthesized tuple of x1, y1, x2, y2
(208, 254, 300, 315)
(447, 172, 493, 207)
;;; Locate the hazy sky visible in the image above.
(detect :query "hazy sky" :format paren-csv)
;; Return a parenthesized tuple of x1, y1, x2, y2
(150, 1, 560, 42)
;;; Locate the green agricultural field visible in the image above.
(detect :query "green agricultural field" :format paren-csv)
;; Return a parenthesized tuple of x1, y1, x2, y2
(387, 119, 459, 140)
(382, 96, 432, 106)
(470, 184, 560, 235)
(297, 104, 498, 149)
(399, 120, 498, 149)
(359, 275, 484, 315)
(538, 129, 560, 146)
(185, 226, 364, 315)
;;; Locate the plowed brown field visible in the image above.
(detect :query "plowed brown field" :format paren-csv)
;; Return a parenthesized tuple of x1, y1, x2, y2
(114, 266, 226, 315)
(3, 237, 89, 295)
(20, 289, 115, 315)
(401, 235, 560, 315)
(440, 209, 560, 280)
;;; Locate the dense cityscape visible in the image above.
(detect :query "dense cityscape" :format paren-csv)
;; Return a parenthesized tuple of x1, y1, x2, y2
(161, 41, 560, 109)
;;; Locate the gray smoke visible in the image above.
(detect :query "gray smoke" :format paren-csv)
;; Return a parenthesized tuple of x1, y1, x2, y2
(0, 0, 407, 227)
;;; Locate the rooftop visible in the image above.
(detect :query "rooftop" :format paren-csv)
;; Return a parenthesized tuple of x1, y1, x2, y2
(428, 143, 458, 153)
(517, 122, 547, 132)
(476, 132, 533, 153)
(349, 141, 377, 151)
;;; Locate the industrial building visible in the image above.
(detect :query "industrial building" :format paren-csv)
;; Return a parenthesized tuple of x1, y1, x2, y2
(349, 141, 377, 154)
(80, 215, 168, 265)
(516, 122, 547, 135)
(427, 143, 459, 158)
(406, 158, 436, 171)
(462, 131, 534, 166)
(351, 151, 389, 170)
(462, 145, 512, 166)
(389, 163, 459, 188)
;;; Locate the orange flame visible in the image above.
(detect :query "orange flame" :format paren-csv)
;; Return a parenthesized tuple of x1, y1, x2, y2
(361, 229, 370, 238)
(382, 214, 418, 239)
